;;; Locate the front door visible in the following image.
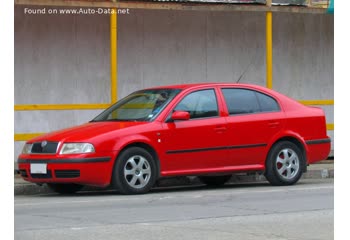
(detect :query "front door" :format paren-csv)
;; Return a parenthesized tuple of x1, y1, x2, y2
(161, 89, 229, 176)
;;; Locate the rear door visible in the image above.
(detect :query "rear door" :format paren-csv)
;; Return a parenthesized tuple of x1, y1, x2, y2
(221, 87, 285, 167)
(161, 88, 229, 175)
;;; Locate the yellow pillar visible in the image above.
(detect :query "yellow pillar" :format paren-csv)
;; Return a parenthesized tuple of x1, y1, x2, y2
(110, 8, 118, 103)
(266, 11, 273, 89)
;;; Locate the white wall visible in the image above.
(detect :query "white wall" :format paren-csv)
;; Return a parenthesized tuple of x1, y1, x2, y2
(118, 10, 266, 98)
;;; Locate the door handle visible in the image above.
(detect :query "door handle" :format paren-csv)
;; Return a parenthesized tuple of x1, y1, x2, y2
(214, 126, 227, 132)
(268, 122, 280, 128)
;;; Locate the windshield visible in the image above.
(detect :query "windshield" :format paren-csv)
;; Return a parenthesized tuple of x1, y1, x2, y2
(92, 89, 181, 122)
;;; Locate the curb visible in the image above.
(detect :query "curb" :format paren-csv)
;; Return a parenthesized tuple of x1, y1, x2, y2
(15, 166, 334, 195)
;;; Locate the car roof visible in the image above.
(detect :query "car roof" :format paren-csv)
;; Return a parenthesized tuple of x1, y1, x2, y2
(147, 83, 270, 91)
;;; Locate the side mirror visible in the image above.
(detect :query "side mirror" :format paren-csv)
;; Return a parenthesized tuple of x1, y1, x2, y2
(171, 111, 190, 121)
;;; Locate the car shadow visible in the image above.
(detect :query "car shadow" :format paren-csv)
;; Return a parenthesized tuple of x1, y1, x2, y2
(36, 178, 323, 197)
(39, 181, 273, 197)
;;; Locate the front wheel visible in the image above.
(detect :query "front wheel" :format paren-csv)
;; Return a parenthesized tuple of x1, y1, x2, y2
(112, 147, 157, 195)
(47, 183, 83, 194)
(265, 141, 304, 186)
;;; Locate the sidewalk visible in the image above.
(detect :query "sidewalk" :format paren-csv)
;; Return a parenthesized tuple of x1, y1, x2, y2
(14, 160, 334, 195)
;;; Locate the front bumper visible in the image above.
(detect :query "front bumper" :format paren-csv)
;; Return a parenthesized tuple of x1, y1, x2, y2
(17, 155, 115, 187)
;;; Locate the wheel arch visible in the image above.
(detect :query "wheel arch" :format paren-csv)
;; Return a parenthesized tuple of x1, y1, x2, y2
(114, 142, 161, 179)
(267, 136, 307, 172)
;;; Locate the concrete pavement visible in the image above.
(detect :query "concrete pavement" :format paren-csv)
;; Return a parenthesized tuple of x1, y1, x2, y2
(14, 160, 334, 195)
(15, 179, 334, 240)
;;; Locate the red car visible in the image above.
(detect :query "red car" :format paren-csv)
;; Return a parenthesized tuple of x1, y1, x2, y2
(18, 83, 331, 194)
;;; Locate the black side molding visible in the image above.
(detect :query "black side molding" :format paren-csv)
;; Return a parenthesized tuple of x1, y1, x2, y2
(305, 138, 331, 145)
(166, 143, 267, 154)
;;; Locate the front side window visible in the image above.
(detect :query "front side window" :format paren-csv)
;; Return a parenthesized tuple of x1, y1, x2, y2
(92, 89, 181, 122)
(174, 89, 219, 119)
(222, 88, 280, 115)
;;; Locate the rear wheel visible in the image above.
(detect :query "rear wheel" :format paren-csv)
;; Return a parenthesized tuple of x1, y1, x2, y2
(265, 141, 303, 186)
(198, 175, 232, 186)
(47, 183, 83, 194)
(112, 147, 157, 195)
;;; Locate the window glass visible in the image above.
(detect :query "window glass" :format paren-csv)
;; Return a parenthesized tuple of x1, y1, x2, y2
(222, 88, 260, 115)
(174, 89, 218, 119)
(256, 92, 280, 112)
(92, 89, 181, 122)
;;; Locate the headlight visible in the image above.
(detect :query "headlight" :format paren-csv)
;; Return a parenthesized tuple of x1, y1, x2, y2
(21, 143, 33, 154)
(59, 143, 95, 154)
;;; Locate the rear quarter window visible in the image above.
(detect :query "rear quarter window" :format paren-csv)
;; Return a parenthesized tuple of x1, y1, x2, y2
(256, 91, 280, 112)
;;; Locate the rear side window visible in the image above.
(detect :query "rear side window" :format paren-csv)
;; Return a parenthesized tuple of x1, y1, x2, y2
(174, 89, 219, 119)
(222, 89, 260, 115)
(222, 88, 280, 115)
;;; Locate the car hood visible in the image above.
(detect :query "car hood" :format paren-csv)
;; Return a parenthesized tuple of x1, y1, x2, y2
(28, 121, 149, 143)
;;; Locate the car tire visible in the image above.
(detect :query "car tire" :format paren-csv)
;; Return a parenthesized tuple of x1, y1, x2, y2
(112, 147, 157, 195)
(198, 175, 232, 186)
(47, 183, 83, 194)
(265, 141, 304, 186)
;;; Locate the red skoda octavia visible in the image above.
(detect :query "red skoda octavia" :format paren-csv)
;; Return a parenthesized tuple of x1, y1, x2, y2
(18, 83, 331, 194)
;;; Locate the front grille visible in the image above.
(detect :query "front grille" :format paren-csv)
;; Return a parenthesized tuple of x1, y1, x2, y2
(19, 169, 28, 178)
(55, 170, 80, 178)
(31, 142, 59, 154)
(30, 170, 53, 179)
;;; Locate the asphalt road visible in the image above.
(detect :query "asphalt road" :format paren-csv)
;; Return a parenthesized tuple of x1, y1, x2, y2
(15, 179, 334, 240)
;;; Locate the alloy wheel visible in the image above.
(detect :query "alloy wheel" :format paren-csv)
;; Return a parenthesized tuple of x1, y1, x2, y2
(124, 155, 152, 189)
(275, 148, 300, 180)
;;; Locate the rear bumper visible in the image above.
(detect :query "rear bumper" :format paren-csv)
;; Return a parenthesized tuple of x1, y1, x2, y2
(17, 156, 115, 187)
(305, 137, 331, 164)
